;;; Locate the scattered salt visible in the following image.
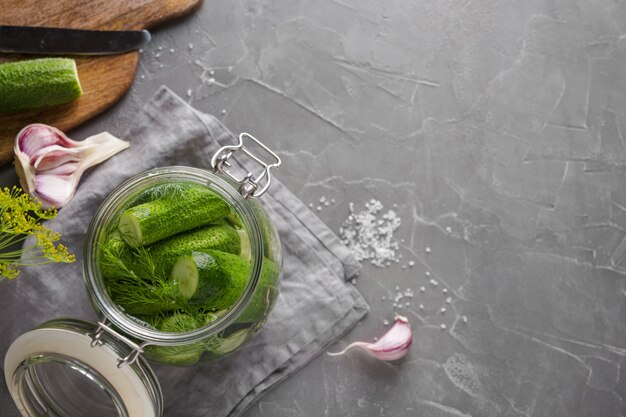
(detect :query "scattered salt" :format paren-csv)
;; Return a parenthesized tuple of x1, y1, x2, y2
(440, 307, 446, 314)
(316, 206, 322, 212)
(351, 278, 356, 285)
(324, 201, 330, 206)
(462, 316, 468, 323)
(420, 286, 426, 292)
(425, 271, 431, 277)
(319, 196, 326, 203)
(308, 203, 313, 208)
(446, 226, 452, 233)
(158, 46, 163, 51)
(440, 324, 447, 330)
(425, 246, 431, 254)
(395, 286, 400, 291)
(405, 302, 410, 307)
(402, 265, 407, 269)
(339, 200, 401, 267)
(408, 261, 415, 267)
(159, 63, 164, 69)
(221, 109, 227, 115)
(442, 288, 448, 294)
(446, 297, 452, 304)
(419, 304, 424, 310)
(331, 199, 336, 203)
(383, 319, 389, 326)
(140, 74, 145, 80)
(188, 43, 194, 50)
(186, 89, 192, 97)
(210, 70, 215, 75)
(155, 52, 161, 58)
(382, 296, 386, 301)
(169, 48, 175, 53)
(208, 77, 215, 84)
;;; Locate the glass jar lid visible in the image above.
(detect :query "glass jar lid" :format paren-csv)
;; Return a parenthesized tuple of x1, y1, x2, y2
(4, 318, 162, 417)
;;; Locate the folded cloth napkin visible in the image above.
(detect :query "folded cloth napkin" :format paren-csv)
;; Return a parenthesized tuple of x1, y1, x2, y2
(0, 86, 368, 417)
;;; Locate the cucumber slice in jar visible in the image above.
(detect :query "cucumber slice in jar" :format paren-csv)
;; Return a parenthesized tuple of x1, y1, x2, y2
(171, 250, 249, 309)
(146, 313, 204, 366)
(210, 329, 250, 355)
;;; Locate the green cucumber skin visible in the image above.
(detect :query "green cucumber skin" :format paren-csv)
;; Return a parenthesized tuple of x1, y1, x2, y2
(236, 258, 280, 323)
(173, 249, 280, 322)
(145, 313, 204, 366)
(174, 250, 250, 309)
(149, 224, 241, 273)
(0, 58, 83, 113)
(119, 187, 231, 247)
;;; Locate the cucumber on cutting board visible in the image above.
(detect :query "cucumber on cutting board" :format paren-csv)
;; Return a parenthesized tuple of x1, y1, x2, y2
(171, 250, 250, 309)
(118, 186, 231, 248)
(0, 58, 83, 113)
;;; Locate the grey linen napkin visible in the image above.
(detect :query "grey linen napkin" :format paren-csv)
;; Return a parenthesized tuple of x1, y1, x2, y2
(0, 86, 368, 417)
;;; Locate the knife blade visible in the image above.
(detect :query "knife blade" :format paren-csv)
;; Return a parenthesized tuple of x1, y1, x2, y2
(0, 25, 151, 55)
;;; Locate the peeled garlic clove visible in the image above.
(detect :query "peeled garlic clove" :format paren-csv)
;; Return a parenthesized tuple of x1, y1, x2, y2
(328, 314, 412, 361)
(14, 124, 130, 208)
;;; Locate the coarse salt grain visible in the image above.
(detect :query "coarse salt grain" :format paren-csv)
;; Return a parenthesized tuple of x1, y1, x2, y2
(383, 319, 389, 326)
(420, 286, 426, 292)
(419, 304, 424, 310)
(339, 200, 401, 267)
(462, 316, 468, 323)
(446, 297, 452, 304)
(440, 324, 447, 330)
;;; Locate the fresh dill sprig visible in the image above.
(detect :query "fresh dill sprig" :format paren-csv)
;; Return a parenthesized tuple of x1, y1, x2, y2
(0, 186, 75, 280)
(99, 240, 182, 314)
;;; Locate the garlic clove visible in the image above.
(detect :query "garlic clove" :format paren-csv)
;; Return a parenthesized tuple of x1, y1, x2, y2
(31, 145, 82, 171)
(33, 173, 80, 209)
(328, 314, 412, 361)
(16, 124, 79, 157)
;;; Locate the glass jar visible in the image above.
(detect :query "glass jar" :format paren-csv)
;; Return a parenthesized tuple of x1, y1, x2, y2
(4, 133, 282, 416)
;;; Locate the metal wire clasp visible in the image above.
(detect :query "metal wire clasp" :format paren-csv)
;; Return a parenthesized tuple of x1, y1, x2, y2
(90, 317, 148, 368)
(211, 133, 281, 198)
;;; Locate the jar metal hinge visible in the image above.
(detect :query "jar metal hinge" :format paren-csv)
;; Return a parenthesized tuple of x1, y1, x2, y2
(211, 133, 281, 198)
(90, 317, 150, 368)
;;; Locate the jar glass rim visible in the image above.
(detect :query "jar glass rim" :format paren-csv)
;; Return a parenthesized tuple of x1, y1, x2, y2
(83, 166, 264, 345)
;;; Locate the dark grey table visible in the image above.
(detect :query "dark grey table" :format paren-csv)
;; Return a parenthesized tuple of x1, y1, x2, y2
(2, 1, 626, 416)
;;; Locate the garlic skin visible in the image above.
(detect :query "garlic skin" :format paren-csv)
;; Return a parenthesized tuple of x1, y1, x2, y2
(14, 124, 130, 208)
(328, 314, 412, 361)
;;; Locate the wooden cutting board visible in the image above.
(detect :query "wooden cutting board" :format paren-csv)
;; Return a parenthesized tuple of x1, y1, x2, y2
(0, 0, 202, 166)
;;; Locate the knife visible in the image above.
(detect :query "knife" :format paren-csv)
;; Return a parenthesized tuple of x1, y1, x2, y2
(0, 25, 151, 55)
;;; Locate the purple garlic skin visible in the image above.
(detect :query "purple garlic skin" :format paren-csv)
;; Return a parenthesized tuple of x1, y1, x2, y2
(14, 123, 130, 208)
(328, 314, 412, 361)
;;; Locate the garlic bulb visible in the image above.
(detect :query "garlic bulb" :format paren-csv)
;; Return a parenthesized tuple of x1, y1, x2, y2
(14, 124, 130, 208)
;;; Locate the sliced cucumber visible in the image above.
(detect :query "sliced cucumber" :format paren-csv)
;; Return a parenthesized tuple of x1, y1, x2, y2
(238, 228, 251, 261)
(171, 250, 250, 309)
(210, 329, 250, 355)
(236, 258, 280, 324)
(146, 313, 204, 366)
(118, 187, 230, 248)
(149, 224, 241, 274)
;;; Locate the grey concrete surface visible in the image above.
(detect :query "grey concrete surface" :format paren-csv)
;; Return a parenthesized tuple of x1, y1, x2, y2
(2, 0, 626, 416)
